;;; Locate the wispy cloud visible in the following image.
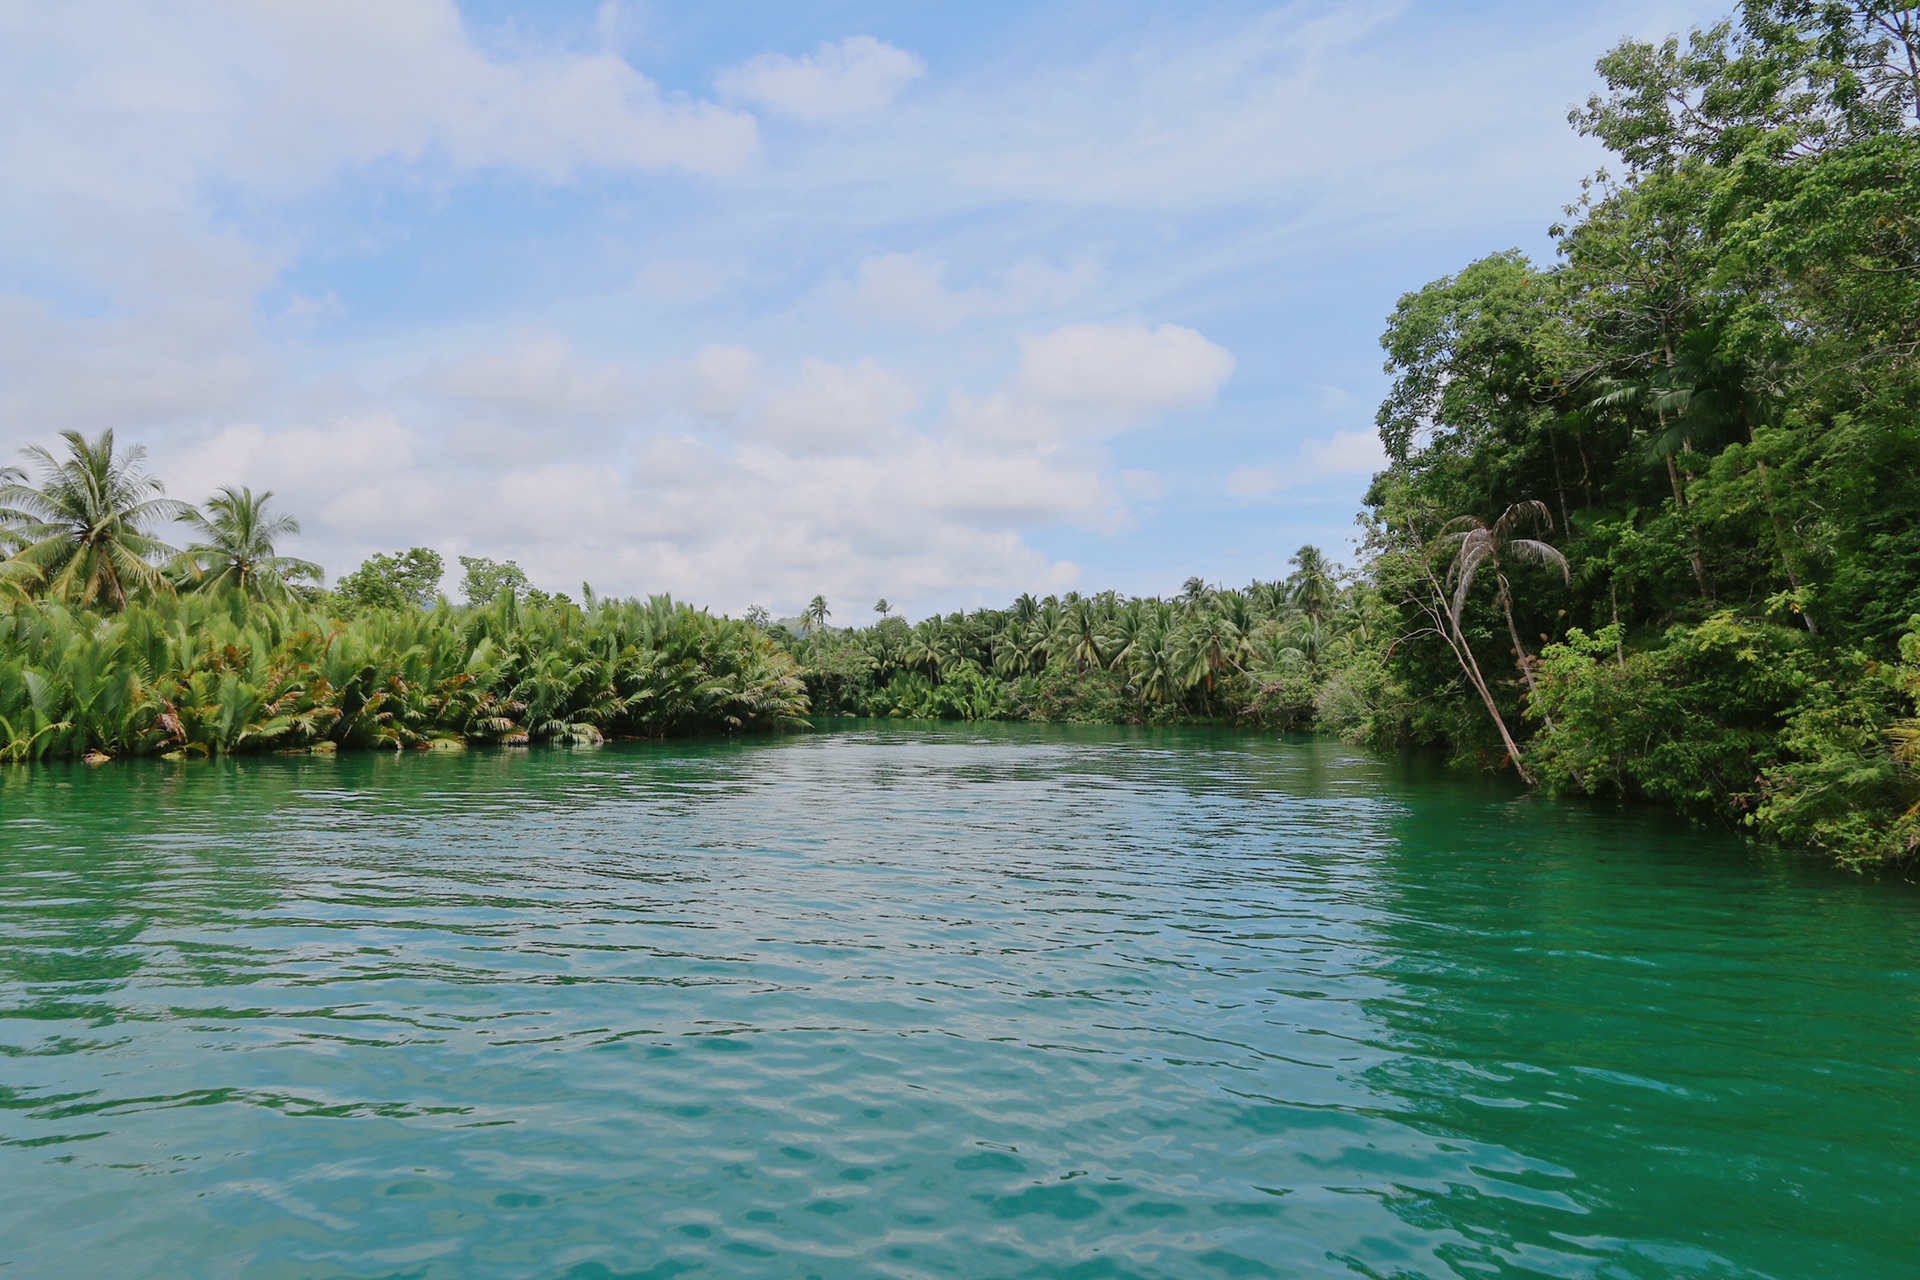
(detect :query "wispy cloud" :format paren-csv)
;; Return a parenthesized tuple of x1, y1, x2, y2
(837, 253, 1099, 331)
(0, 0, 1728, 614)
(1227, 428, 1386, 500)
(716, 36, 925, 121)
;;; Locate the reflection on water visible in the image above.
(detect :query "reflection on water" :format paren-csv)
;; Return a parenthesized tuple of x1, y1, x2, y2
(2, 724, 1916, 1278)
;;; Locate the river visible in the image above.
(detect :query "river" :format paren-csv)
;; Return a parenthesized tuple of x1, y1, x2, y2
(2, 723, 1916, 1278)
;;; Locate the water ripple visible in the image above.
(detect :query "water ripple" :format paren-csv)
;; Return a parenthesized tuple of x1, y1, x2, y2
(2, 725, 1917, 1278)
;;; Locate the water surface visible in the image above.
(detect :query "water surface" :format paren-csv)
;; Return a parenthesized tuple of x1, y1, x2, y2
(2, 724, 1916, 1278)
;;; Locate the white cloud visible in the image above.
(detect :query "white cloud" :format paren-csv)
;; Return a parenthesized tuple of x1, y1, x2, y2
(424, 333, 644, 422)
(0, 1, 758, 208)
(844, 253, 1097, 331)
(163, 415, 426, 536)
(716, 36, 925, 121)
(0, 2, 758, 442)
(683, 345, 764, 420)
(1013, 322, 1236, 428)
(0, 2, 1728, 615)
(1309, 383, 1355, 410)
(748, 1, 1726, 239)
(134, 328, 1166, 611)
(937, 324, 1234, 497)
(1306, 426, 1388, 473)
(755, 359, 919, 454)
(0, 219, 275, 430)
(1227, 428, 1386, 499)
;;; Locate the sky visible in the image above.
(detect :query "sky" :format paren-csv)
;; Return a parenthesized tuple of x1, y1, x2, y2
(0, 0, 1726, 618)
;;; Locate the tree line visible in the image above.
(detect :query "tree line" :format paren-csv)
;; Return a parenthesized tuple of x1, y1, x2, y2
(5, 1, 1917, 867)
(771, 550, 1352, 727)
(1357, 0, 1920, 865)
(0, 431, 808, 759)
(776, 1, 1920, 867)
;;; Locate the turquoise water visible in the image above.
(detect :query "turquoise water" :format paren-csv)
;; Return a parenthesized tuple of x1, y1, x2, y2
(2, 724, 1917, 1278)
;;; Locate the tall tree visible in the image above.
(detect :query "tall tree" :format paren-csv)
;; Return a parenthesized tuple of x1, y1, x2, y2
(0, 430, 187, 610)
(335, 548, 445, 611)
(1439, 501, 1571, 707)
(1287, 546, 1338, 626)
(458, 555, 531, 606)
(181, 487, 321, 600)
(803, 595, 831, 634)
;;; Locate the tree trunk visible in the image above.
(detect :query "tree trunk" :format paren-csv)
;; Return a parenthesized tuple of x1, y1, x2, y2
(1549, 431, 1572, 532)
(1407, 518, 1533, 783)
(1665, 450, 1713, 600)
(1498, 579, 1546, 711)
(1449, 610, 1533, 784)
(1610, 581, 1627, 668)
(1755, 457, 1817, 634)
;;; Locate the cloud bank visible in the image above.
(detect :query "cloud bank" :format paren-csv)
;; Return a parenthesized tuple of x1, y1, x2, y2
(0, 1, 1725, 612)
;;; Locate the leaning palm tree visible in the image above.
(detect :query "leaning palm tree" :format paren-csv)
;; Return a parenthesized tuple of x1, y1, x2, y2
(179, 486, 322, 600)
(0, 430, 188, 610)
(1438, 501, 1570, 706)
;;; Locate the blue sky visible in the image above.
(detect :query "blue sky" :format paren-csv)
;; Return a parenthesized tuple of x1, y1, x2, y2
(0, 0, 1722, 617)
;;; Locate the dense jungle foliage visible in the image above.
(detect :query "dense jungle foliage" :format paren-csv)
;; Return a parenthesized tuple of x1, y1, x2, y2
(3, 1, 1917, 868)
(1351, 0, 1920, 866)
(781, 2, 1920, 867)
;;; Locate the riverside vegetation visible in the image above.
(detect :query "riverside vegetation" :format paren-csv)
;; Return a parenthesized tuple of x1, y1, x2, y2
(0, 442, 811, 758)
(3, 1, 1918, 868)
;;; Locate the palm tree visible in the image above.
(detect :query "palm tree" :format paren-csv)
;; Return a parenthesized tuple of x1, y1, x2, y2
(0, 430, 188, 610)
(1052, 599, 1107, 671)
(802, 595, 831, 635)
(1177, 608, 1250, 693)
(180, 486, 322, 600)
(903, 618, 951, 680)
(1128, 625, 1181, 705)
(1287, 546, 1337, 626)
(0, 465, 33, 603)
(0, 465, 21, 542)
(1582, 339, 1733, 602)
(1395, 515, 1533, 782)
(874, 598, 891, 618)
(1439, 501, 1570, 707)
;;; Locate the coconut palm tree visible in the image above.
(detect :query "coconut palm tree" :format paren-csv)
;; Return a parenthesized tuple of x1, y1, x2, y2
(873, 598, 891, 618)
(803, 595, 831, 634)
(180, 486, 322, 600)
(1287, 546, 1338, 626)
(1128, 624, 1181, 705)
(1052, 599, 1107, 671)
(0, 465, 33, 603)
(0, 465, 21, 543)
(0, 430, 188, 610)
(1176, 608, 1251, 694)
(1438, 501, 1570, 706)
(904, 617, 947, 678)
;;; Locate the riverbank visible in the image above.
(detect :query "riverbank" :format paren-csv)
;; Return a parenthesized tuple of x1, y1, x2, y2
(0, 592, 809, 762)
